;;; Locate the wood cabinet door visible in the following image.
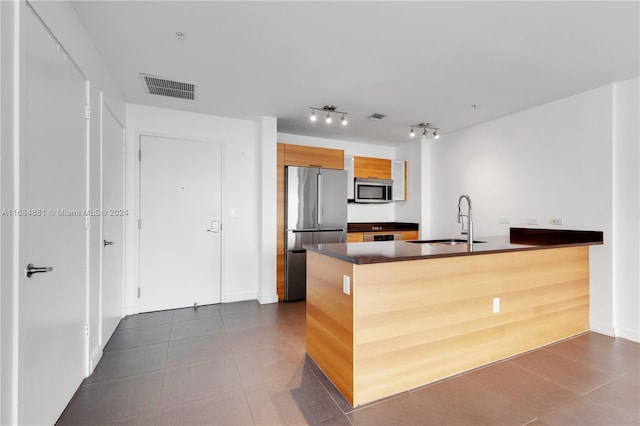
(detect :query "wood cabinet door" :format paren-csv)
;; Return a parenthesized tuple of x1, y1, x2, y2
(284, 144, 344, 169)
(354, 156, 392, 179)
(347, 232, 364, 243)
(402, 231, 419, 240)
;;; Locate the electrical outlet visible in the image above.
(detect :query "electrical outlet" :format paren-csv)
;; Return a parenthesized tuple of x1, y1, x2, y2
(551, 218, 563, 226)
(343, 275, 351, 295)
(499, 216, 510, 224)
(527, 217, 539, 225)
(493, 297, 500, 313)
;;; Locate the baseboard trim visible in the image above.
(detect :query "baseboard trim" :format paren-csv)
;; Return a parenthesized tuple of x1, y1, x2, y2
(89, 345, 103, 375)
(589, 321, 615, 337)
(258, 294, 279, 305)
(223, 291, 257, 303)
(615, 327, 640, 343)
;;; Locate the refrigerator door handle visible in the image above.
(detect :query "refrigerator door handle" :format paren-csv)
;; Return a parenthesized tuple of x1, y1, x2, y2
(317, 173, 323, 226)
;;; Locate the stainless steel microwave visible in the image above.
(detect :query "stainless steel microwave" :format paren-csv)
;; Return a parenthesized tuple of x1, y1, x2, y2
(354, 178, 393, 203)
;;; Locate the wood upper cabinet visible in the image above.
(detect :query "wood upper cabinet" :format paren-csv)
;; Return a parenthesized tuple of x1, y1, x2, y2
(354, 156, 391, 179)
(284, 144, 344, 169)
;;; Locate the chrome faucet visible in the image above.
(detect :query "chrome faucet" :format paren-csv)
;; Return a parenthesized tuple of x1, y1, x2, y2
(457, 194, 473, 244)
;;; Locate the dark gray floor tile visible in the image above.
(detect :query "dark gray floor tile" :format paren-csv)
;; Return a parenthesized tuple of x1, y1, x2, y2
(151, 390, 254, 426)
(159, 356, 243, 408)
(172, 303, 221, 322)
(411, 374, 535, 425)
(585, 370, 640, 423)
(227, 325, 289, 354)
(347, 393, 425, 426)
(534, 395, 636, 425)
(117, 310, 174, 329)
(165, 333, 233, 368)
(169, 316, 226, 341)
(222, 309, 279, 333)
(316, 414, 353, 426)
(509, 349, 620, 395)
(104, 324, 171, 352)
(311, 367, 354, 414)
(466, 360, 576, 416)
(57, 371, 163, 425)
(235, 343, 309, 388)
(220, 300, 263, 315)
(546, 335, 639, 374)
(85, 343, 167, 383)
(245, 373, 343, 425)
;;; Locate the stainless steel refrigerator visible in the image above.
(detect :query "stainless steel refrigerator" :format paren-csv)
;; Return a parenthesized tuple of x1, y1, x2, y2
(285, 166, 347, 301)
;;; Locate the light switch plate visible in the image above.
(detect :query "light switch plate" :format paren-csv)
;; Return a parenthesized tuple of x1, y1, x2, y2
(493, 297, 500, 313)
(343, 275, 351, 295)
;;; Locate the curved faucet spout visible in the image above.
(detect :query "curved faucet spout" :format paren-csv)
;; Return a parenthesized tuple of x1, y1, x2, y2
(457, 194, 473, 244)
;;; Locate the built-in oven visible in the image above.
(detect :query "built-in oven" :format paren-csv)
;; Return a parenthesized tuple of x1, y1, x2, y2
(363, 232, 403, 242)
(354, 178, 393, 203)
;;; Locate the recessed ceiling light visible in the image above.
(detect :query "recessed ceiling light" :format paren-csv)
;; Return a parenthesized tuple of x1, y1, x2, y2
(176, 31, 186, 40)
(471, 104, 479, 110)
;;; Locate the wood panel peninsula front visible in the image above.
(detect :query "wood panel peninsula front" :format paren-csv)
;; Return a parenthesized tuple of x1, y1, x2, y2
(305, 228, 603, 407)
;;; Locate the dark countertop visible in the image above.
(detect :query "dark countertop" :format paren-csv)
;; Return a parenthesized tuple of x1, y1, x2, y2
(305, 228, 603, 265)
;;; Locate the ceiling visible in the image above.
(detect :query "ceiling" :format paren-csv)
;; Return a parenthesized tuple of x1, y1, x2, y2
(70, 1, 639, 146)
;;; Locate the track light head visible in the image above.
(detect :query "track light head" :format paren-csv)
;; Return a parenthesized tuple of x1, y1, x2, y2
(433, 129, 440, 139)
(409, 127, 415, 138)
(309, 105, 348, 127)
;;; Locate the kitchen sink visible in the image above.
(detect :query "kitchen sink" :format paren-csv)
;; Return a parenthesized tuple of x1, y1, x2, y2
(407, 239, 486, 245)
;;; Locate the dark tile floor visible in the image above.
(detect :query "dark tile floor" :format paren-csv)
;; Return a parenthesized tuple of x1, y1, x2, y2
(57, 301, 639, 426)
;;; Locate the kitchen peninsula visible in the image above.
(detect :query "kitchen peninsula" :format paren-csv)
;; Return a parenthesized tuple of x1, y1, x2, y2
(305, 228, 603, 407)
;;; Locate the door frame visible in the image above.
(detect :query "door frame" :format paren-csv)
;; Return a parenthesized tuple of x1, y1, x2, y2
(133, 132, 225, 313)
(96, 93, 125, 364)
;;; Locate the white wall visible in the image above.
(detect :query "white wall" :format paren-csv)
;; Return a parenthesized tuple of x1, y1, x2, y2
(277, 133, 399, 222)
(428, 83, 640, 340)
(1, 0, 126, 422)
(394, 139, 424, 227)
(126, 104, 277, 310)
(612, 77, 640, 341)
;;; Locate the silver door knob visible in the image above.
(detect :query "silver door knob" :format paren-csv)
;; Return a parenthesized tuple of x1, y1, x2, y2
(103, 240, 114, 247)
(25, 263, 53, 278)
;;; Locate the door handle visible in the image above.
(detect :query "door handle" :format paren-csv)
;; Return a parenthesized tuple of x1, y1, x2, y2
(25, 263, 53, 278)
(206, 220, 220, 233)
(103, 240, 114, 247)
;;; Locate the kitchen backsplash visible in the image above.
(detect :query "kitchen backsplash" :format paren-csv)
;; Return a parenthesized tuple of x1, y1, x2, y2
(348, 202, 395, 222)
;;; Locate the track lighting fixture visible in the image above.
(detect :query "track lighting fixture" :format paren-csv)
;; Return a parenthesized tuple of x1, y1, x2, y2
(309, 105, 348, 126)
(409, 122, 440, 140)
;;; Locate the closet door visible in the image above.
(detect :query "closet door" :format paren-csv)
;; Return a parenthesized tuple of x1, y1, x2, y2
(18, 5, 88, 424)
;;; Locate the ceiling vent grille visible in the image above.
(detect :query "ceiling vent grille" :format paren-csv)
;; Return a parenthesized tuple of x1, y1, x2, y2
(140, 74, 195, 100)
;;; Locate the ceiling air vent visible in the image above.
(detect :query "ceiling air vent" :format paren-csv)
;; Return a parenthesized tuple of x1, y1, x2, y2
(140, 74, 195, 100)
(368, 113, 386, 121)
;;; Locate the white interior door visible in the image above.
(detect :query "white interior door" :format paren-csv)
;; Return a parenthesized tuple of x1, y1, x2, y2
(18, 6, 88, 425)
(101, 104, 125, 342)
(139, 135, 222, 312)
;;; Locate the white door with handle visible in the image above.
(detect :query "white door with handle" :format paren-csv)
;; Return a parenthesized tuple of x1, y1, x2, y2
(18, 5, 88, 424)
(101, 103, 125, 342)
(138, 135, 222, 312)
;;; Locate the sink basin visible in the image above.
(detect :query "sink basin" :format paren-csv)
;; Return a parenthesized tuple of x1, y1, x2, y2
(407, 239, 486, 245)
